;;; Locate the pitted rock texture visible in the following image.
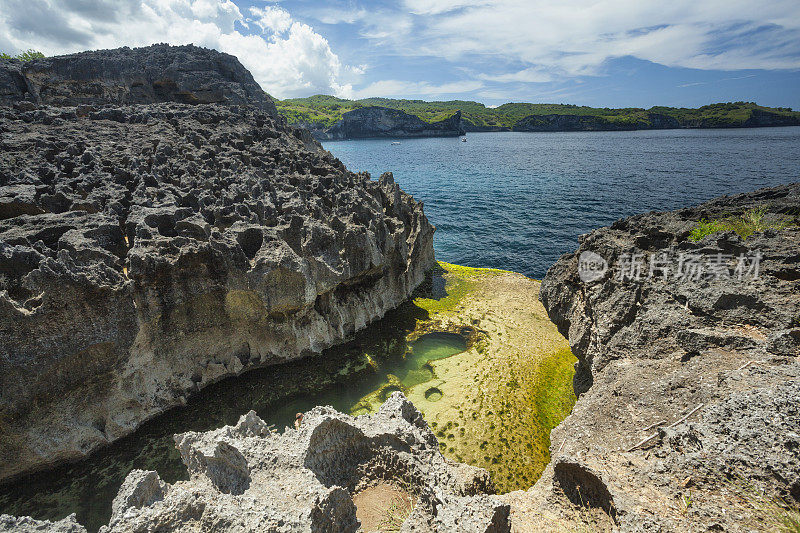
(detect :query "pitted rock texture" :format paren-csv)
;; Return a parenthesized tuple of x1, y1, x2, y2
(541, 183, 800, 392)
(0, 44, 277, 115)
(0, 514, 86, 533)
(0, 101, 435, 483)
(527, 183, 800, 532)
(85, 393, 508, 532)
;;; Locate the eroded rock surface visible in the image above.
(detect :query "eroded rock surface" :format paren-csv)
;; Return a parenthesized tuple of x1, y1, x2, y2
(20, 393, 505, 532)
(0, 47, 435, 483)
(526, 183, 800, 531)
(0, 44, 277, 115)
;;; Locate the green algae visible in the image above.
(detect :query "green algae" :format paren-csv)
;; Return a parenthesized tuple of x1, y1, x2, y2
(0, 262, 577, 530)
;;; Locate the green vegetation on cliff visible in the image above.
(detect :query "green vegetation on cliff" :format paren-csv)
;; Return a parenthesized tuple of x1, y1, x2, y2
(689, 205, 798, 242)
(277, 95, 800, 130)
(0, 49, 45, 61)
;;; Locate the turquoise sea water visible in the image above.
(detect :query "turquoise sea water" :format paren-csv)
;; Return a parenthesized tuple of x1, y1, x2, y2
(324, 128, 800, 278)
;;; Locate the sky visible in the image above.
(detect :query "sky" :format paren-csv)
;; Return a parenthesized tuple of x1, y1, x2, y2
(1, 0, 799, 109)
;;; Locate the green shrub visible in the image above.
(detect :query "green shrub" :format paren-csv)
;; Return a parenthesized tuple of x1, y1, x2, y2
(0, 49, 45, 61)
(689, 205, 794, 242)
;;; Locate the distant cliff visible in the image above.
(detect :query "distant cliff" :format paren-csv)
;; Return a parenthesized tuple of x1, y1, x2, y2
(278, 95, 800, 137)
(513, 108, 800, 132)
(512, 112, 680, 132)
(317, 106, 464, 140)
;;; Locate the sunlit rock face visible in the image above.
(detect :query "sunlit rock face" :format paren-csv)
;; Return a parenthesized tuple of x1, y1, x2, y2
(0, 45, 435, 483)
(93, 394, 508, 532)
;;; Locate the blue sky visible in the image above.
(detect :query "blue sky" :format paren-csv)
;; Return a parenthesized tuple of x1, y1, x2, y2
(1, 0, 799, 108)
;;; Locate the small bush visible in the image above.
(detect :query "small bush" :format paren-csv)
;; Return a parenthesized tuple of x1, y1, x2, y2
(0, 49, 45, 61)
(689, 205, 794, 242)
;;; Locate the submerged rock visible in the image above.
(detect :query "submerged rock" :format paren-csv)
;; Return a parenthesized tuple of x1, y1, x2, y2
(0, 46, 435, 483)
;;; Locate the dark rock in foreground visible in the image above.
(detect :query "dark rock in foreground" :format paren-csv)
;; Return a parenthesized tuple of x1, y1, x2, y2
(318, 107, 464, 140)
(0, 98, 434, 482)
(0, 44, 277, 115)
(533, 183, 800, 531)
(0, 394, 510, 532)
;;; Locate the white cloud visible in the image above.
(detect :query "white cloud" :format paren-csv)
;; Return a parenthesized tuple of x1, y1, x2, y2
(375, 0, 800, 77)
(403, 0, 491, 15)
(248, 6, 291, 34)
(0, 0, 359, 99)
(478, 67, 554, 83)
(353, 79, 484, 99)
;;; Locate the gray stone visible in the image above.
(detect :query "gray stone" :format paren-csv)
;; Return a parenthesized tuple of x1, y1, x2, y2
(89, 393, 508, 532)
(533, 183, 800, 532)
(0, 72, 434, 482)
(0, 44, 277, 115)
(0, 513, 86, 533)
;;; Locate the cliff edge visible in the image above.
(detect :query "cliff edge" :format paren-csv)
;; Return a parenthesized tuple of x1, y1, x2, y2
(520, 183, 800, 531)
(321, 107, 464, 140)
(0, 45, 435, 483)
(0, 44, 277, 115)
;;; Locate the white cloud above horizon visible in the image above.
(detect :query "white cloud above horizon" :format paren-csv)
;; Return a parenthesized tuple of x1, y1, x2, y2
(0, 0, 798, 106)
(399, 0, 800, 74)
(0, 0, 359, 99)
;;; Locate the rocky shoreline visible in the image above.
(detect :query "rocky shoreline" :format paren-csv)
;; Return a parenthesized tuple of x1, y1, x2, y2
(521, 183, 800, 531)
(294, 108, 800, 139)
(1, 44, 798, 532)
(0, 45, 434, 483)
(303, 107, 465, 141)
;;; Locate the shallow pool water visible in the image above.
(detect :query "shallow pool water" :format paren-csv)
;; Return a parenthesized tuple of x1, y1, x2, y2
(0, 303, 467, 532)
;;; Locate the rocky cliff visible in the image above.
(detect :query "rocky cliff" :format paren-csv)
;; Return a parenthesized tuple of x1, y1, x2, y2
(512, 112, 680, 132)
(321, 107, 464, 140)
(0, 44, 277, 115)
(513, 110, 800, 132)
(0, 46, 435, 483)
(527, 183, 800, 531)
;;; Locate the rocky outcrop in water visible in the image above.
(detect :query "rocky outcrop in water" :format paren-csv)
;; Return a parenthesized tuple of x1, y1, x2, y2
(0, 46, 435, 483)
(0, 393, 509, 532)
(0, 44, 277, 115)
(530, 183, 800, 531)
(320, 107, 464, 140)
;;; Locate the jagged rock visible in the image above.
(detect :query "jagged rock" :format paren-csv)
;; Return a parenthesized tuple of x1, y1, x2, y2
(532, 183, 800, 531)
(0, 44, 277, 115)
(541, 183, 800, 391)
(0, 52, 435, 482)
(321, 107, 464, 140)
(0, 513, 87, 533)
(88, 393, 508, 532)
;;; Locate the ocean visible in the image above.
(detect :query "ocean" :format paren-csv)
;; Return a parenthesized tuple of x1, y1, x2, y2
(324, 127, 800, 278)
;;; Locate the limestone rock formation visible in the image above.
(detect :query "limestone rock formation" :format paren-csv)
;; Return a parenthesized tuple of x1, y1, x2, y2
(3, 393, 506, 532)
(0, 47, 435, 483)
(0, 514, 87, 533)
(512, 112, 680, 132)
(530, 183, 800, 531)
(322, 107, 464, 140)
(0, 44, 277, 115)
